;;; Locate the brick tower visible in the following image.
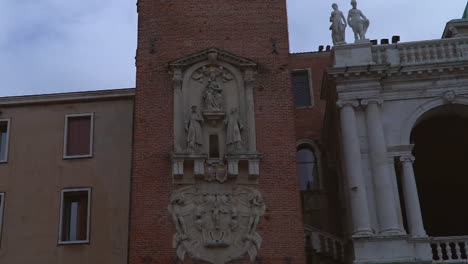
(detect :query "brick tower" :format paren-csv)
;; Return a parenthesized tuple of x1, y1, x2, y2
(129, 1, 306, 263)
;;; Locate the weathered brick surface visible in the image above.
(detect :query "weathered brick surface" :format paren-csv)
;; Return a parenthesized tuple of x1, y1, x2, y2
(129, 1, 307, 263)
(289, 52, 333, 142)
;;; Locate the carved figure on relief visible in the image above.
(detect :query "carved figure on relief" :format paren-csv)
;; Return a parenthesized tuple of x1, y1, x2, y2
(185, 105, 204, 152)
(348, 0, 370, 42)
(203, 78, 224, 111)
(168, 185, 266, 264)
(225, 108, 244, 152)
(330, 3, 347, 45)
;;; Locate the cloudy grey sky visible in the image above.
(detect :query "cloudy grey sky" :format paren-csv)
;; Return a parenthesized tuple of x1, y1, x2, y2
(0, 0, 466, 97)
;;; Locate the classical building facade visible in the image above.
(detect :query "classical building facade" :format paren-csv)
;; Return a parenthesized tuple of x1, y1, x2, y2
(0, 89, 134, 263)
(0, 1, 468, 264)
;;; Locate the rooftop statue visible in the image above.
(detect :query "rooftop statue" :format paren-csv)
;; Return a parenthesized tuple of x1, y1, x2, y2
(330, 3, 347, 45)
(347, 0, 370, 42)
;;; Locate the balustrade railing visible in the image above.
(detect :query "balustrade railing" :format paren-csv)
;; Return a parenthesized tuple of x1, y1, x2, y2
(371, 37, 468, 66)
(431, 236, 468, 263)
(304, 225, 347, 263)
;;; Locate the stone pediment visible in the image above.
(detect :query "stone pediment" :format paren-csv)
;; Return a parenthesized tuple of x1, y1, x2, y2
(168, 48, 257, 69)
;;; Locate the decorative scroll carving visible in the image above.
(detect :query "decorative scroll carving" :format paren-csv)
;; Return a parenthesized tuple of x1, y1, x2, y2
(168, 184, 266, 264)
(185, 105, 204, 153)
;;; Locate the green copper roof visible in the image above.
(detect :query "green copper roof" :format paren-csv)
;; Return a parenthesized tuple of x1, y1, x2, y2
(463, 1, 468, 19)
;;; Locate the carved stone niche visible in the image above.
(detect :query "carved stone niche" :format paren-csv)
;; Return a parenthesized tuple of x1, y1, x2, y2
(169, 48, 262, 185)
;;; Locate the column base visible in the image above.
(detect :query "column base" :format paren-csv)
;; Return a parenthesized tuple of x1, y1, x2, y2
(379, 228, 405, 236)
(352, 229, 374, 238)
(352, 235, 432, 264)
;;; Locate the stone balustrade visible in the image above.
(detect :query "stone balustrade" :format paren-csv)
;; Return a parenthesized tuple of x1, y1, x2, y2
(372, 37, 468, 66)
(305, 225, 347, 262)
(431, 236, 468, 262)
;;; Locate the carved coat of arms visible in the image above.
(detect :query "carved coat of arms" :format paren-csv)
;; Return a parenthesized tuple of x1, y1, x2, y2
(168, 184, 266, 264)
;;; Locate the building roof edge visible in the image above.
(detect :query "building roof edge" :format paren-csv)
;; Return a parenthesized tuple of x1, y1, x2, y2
(0, 88, 135, 106)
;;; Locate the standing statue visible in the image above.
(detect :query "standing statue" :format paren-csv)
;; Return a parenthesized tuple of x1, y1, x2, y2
(185, 105, 204, 152)
(203, 79, 223, 111)
(224, 108, 243, 152)
(330, 3, 347, 45)
(347, 0, 370, 42)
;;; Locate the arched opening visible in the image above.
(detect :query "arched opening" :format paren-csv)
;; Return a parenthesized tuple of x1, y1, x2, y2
(297, 146, 319, 191)
(410, 104, 468, 236)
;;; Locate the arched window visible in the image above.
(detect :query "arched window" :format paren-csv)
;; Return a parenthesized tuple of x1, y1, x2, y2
(297, 147, 319, 191)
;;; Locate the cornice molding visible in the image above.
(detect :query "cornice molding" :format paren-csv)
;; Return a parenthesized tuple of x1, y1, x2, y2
(0, 88, 135, 107)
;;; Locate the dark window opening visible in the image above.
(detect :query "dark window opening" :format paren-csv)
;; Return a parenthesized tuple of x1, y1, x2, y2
(0, 121, 9, 162)
(209, 134, 219, 158)
(297, 147, 318, 191)
(292, 70, 311, 107)
(60, 189, 90, 242)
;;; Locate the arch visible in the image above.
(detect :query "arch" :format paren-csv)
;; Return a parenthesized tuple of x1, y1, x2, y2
(400, 96, 468, 145)
(296, 139, 324, 191)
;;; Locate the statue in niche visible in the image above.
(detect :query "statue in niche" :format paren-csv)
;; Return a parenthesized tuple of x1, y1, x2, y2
(348, 0, 370, 42)
(185, 105, 204, 153)
(225, 108, 243, 152)
(203, 78, 224, 111)
(330, 3, 347, 45)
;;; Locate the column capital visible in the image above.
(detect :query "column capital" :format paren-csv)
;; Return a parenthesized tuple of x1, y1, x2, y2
(399, 154, 415, 163)
(336, 99, 360, 109)
(361, 97, 383, 106)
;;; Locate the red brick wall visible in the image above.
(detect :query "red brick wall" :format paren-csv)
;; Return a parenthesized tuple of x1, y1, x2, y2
(130, 1, 306, 263)
(289, 52, 333, 142)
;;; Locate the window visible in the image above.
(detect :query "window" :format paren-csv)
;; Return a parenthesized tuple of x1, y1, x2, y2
(59, 188, 91, 244)
(0, 120, 10, 163)
(297, 148, 319, 191)
(0, 193, 4, 242)
(291, 70, 313, 107)
(63, 114, 94, 158)
(209, 134, 220, 158)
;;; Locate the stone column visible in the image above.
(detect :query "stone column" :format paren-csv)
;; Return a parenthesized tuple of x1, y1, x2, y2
(337, 100, 373, 236)
(362, 98, 401, 234)
(244, 68, 257, 152)
(400, 154, 427, 237)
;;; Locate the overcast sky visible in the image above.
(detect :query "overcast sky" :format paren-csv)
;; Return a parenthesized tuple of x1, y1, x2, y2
(0, 0, 466, 97)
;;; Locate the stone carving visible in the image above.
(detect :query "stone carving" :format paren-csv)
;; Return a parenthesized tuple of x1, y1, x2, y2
(203, 79, 224, 111)
(193, 66, 234, 112)
(330, 3, 347, 45)
(443, 90, 457, 103)
(205, 160, 228, 183)
(185, 105, 204, 152)
(225, 108, 244, 153)
(193, 66, 233, 85)
(168, 184, 266, 264)
(348, 0, 370, 42)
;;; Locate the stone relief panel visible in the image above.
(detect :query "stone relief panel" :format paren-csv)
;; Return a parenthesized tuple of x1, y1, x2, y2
(168, 184, 266, 264)
(169, 49, 262, 184)
(168, 49, 265, 263)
